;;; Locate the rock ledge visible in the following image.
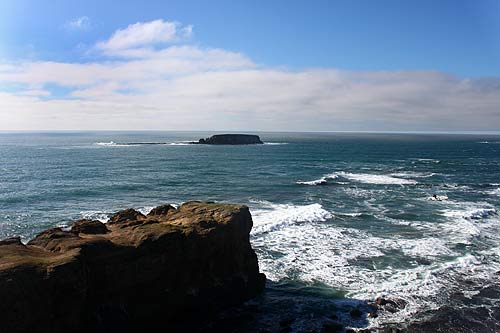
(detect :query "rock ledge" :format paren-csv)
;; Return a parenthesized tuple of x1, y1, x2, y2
(0, 201, 265, 332)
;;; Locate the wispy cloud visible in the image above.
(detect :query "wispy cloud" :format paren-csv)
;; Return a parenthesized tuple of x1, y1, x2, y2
(64, 16, 91, 31)
(95, 20, 193, 54)
(1, 19, 499, 131)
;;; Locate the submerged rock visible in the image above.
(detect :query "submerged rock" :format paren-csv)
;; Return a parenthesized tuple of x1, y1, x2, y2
(193, 134, 264, 145)
(0, 201, 266, 332)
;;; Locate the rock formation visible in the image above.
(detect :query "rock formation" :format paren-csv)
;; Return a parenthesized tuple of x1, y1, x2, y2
(0, 202, 265, 332)
(193, 134, 264, 145)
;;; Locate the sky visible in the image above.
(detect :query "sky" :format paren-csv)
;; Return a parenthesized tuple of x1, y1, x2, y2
(0, 0, 499, 131)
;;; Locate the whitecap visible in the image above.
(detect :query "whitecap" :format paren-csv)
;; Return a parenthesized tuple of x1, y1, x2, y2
(264, 142, 288, 145)
(296, 173, 338, 186)
(137, 206, 155, 215)
(80, 211, 110, 223)
(95, 141, 116, 146)
(441, 207, 496, 220)
(391, 172, 436, 178)
(296, 178, 328, 185)
(426, 195, 448, 201)
(337, 172, 417, 185)
(250, 201, 332, 233)
(94, 141, 138, 147)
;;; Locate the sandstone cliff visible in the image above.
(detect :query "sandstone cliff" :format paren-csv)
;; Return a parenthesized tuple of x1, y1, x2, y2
(0, 202, 265, 332)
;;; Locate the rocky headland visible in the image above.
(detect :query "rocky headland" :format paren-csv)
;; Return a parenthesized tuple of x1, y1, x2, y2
(0, 202, 265, 333)
(192, 134, 264, 145)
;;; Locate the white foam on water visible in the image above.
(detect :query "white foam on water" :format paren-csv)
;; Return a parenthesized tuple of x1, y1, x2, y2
(391, 172, 436, 178)
(296, 177, 328, 185)
(426, 195, 448, 201)
(487, 188, 500, 196)
(296, 173, 338, 186)
(337, 172, 418, 185)
(264, 142, 288, 145)
(94, 141, 138, 147)
(138, 206, 155, 215)
(80, 210, 110, 223)
(252, 217, 497, 328)
(250, 201, 332, 234)
(441, 206, 496, 220)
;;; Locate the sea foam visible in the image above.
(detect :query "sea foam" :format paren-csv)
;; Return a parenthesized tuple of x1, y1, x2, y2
(251, 201, 332, 233)
(337, 172, 417, 185)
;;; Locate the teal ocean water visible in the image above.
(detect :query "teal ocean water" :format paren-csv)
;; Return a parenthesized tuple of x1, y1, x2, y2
(1, 132, 499, 331)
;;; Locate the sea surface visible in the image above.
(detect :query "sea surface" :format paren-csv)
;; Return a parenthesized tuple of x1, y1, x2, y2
(1, 131, 499, 332)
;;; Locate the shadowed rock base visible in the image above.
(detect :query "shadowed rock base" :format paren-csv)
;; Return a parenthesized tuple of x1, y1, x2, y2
(0, 202, 265, 333)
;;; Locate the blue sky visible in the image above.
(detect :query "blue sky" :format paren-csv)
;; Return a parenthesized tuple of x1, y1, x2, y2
(2, 0, 499, 76)
(0, 0, 499, 131)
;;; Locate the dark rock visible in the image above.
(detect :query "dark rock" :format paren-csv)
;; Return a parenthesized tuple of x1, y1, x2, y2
(193, 134, 264, 145)
(0, 236, 23, 246)
(368, 311, 378, 318)
(0, 201, 266, 333)
(375, 297, 390, 306)
(322, 322, 343, 332)
(71, 219, 108, 234)
(147, 204, 175, 217)
(329, 313, 339, 320)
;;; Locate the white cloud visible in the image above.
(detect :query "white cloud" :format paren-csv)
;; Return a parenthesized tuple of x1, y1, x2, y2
(96, 20, 192, 53)
(1, 19, 499, 131)
(64, 16, 91, 31)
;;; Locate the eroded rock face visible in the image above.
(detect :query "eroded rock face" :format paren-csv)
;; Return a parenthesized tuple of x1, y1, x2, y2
(0, 202, 266, 333)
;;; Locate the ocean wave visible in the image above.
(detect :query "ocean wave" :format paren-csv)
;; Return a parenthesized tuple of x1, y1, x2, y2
(298, 171, 417, 186)
(95, 141, 141, 147)
(251, 201, 332, 233)
(478, 141, 500, 144)
(426, 195, 448, 201)
(296, 178, 328, 185)
(487, 188, 500, 196)
(80, 210, 110, 222)
(296, 173, 338, 186)
(441, 207, 496, 220)
(391, 172, 436, 178)
(252, 218, 498, 329)
(264, 142, 288, 145)
(337, 172, 418, 185)
(410, 158, 441, 164)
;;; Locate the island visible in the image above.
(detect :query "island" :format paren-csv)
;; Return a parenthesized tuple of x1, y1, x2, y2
(192, 134, 264, 145)
(0, 202, 266, 332)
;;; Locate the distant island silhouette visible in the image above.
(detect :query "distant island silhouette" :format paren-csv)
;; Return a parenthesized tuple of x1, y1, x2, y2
(191, 134, 264, 145)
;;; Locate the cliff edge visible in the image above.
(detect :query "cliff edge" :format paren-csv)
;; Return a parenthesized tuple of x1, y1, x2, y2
(0, 202, 266, 332)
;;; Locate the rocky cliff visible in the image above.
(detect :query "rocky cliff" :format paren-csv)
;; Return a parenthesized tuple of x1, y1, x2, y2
(194, 134, 264, 145)
(0, 202, 266, 333)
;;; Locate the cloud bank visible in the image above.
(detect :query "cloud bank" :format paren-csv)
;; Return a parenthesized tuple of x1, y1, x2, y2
(1, 19, 499, 131)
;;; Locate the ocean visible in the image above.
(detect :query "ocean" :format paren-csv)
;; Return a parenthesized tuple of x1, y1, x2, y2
(1, 131, 499, 332)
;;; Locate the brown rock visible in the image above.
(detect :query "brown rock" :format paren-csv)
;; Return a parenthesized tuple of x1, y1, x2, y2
(147, 204, 175, 217)
(0, 202, 266, 333)
(71, 219, 108, 234)
(107, 208, 145, 225)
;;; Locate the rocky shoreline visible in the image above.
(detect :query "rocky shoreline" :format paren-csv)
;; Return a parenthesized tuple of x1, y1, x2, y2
(0, 202, 265, 332)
